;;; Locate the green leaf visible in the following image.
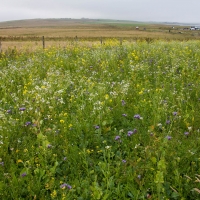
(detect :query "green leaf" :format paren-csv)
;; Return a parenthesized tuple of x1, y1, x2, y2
(102, 120, 107, 126)
(171, 192, 179, 198)
(151, 157, 157, 164)
(37, 132, 44, 141)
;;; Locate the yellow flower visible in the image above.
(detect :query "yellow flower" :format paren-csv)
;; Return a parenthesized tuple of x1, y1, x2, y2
(51, 190, 57, 198)
(139, 90, 143, 95)
(45, 183, 50, 190)
(62, 193, 66, 200)
(68, 124, 73, 128)
(105, 94, 109, 100)
(23, 90, 28, 95)
(60, 120, 65, 123)
(87, 149, 91, 154)
(17, 159, 23, 163)
(135, 56, 139, 60)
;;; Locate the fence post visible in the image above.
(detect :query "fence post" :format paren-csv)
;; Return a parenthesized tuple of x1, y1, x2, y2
(100, 37, 103, 45)
(75, 35, 78, 42)
(42, 36, 45, 49)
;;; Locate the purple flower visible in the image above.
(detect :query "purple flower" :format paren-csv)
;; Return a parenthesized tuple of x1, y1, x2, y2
(47, 144, 52, 148)
(0, 162, 4, 166)
(166, 120, 170, 124)
(121, 100, 126, 106)
(115, 136, 120, 140)
(127, 129, 137, 136)
(134, 114, 141, 119)
(122, 114, 127, 117)
(127, 131, 133, 136)
(166, 135, 172, 140)
(63, 157, 67, 161)
(19, 107, 26, 111)
(184, 132, 189, 136)
(60, 183, 72, 190)
(133, 129, 137, 134)
(7, 109, 12, 114)
(122, 159, 126, 163)
(173, 112, 178, 116)
(25, 121, 31, 126)
(21, 172, 27, 177)
(94, 125, 100, 129)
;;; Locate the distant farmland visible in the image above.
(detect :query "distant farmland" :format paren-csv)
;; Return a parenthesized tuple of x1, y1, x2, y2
(0, 18, 199, 40)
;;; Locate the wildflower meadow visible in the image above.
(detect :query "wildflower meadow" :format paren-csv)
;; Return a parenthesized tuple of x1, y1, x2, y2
(0, 39, 200, 199)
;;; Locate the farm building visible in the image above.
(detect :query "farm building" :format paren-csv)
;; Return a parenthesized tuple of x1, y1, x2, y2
(190, 26, 199, 30)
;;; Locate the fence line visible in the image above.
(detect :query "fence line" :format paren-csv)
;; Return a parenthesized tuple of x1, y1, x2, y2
(0, 36, 126, 52)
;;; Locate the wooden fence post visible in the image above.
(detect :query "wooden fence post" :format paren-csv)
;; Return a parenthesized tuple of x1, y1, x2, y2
(42, 36, 45, 49)
(100, 37, 103, 45)
(75, 35, 78, 42)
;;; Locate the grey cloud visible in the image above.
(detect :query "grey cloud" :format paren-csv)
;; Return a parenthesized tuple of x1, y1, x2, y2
(0, 0, 200, 23)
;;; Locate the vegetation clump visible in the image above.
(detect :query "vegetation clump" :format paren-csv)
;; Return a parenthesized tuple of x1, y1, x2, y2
(0, 39, 200, 199)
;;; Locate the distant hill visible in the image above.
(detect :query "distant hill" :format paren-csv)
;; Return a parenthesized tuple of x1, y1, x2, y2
(0, 18, 148, 28)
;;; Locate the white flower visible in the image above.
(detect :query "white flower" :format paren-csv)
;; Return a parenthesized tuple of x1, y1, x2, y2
(157, 123, 162, 127)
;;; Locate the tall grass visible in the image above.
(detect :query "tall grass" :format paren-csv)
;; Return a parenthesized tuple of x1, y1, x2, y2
(0, 39, 200, 199)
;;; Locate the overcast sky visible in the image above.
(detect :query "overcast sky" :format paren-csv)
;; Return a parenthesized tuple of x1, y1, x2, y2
(0, 0, 200, 24)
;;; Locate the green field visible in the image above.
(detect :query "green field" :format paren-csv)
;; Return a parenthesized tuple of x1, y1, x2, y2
(0, 39, 200, 199)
